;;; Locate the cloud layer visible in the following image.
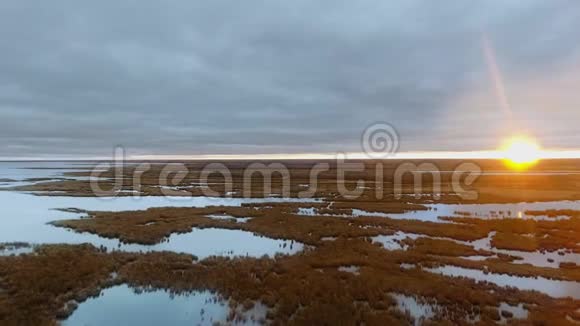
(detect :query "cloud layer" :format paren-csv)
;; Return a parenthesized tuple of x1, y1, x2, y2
(1, 1, 579, 157)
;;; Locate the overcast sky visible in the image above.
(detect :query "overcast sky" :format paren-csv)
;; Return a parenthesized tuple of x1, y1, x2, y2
(1, 1, 579, 158)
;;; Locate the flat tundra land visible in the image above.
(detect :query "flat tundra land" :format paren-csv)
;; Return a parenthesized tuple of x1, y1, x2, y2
(2, 159, 580, 325)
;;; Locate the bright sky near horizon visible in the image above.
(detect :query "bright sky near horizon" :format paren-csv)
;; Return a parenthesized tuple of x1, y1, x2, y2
(1, 1, 579, 159)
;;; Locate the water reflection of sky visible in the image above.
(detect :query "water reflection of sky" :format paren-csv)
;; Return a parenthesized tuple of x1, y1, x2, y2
(0, 161, 94, 180)
(0, 191, 307, 258)
(427, 265, 580, 299)
(63, 285, 229, 326)
(385, 201, 580, 222)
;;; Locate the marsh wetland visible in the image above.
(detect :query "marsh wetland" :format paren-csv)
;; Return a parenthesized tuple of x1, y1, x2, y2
(3, 160, 580, 325)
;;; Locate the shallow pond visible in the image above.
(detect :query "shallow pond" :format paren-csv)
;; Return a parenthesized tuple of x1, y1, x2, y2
(387, 201, 580, 222)
(427, 265, 580, 299)
(0, 161, 118, 187)
(298, 200, 580, 223)
(376, 230, 580, 269)
(372, 232, 420, 251)
(0, 191, 306, 258)
(467, 231, 580, 268)
(0, 161, 94, 180)
(63, 284, 265, 326)
(390, 293, 438, 326)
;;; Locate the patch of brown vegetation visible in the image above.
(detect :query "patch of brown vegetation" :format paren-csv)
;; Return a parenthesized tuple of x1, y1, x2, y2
(50, 206, 394, 245)
(3, 241, 578, 325)
(50, 204, 580, 284)
(0, 244, 128, 325)
(359, 216, 490, 241)
(444, 216, 580, 253)
(491, 232, 539, 252)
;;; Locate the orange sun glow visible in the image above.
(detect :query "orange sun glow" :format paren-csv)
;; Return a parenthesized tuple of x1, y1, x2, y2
(501, 136, 542, 169)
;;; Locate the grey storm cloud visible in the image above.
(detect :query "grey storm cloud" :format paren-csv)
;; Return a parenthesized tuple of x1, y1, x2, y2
(0, 0, 579, 158)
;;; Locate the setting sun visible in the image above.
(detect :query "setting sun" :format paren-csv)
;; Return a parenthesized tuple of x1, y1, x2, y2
(501, 136, 542, 168)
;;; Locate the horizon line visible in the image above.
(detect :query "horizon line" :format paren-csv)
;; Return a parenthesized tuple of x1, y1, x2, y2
(3, 149, 580, 161)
